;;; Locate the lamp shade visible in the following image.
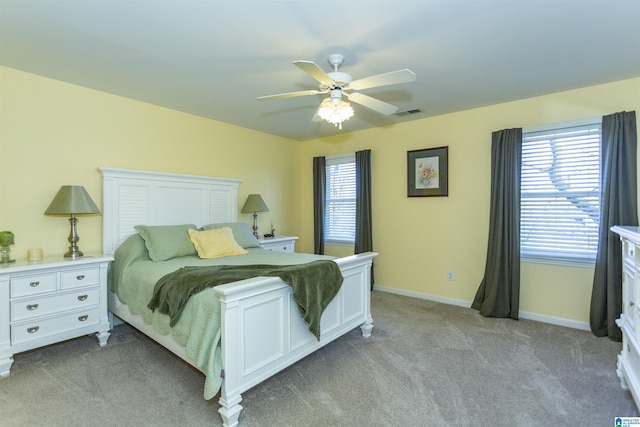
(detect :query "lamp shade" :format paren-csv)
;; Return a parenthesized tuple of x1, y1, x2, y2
(241, 194, 269, 213)
(45, 186, 101, 215)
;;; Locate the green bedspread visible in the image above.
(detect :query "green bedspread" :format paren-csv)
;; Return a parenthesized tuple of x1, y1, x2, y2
(147, 261, 343, 340)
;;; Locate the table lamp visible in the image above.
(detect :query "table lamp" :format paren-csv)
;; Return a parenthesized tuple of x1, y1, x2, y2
(45, 185, 100, 258)
(241, 194, 269, 238)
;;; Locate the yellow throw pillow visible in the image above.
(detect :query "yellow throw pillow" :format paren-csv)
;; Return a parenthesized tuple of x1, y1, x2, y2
(188, 227, 248, 259)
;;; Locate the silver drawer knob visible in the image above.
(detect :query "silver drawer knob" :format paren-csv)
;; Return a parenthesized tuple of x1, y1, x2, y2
(77, 295, 88, 301)
(26, 304, 39, 311)
(78, 315, 88, 322)
(76, 275, 85, 280)
(29, 281, 40, 287)
(27, 326, 39, 333)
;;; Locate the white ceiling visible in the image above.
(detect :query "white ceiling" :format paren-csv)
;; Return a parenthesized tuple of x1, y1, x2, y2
(1, 0, 639, 141)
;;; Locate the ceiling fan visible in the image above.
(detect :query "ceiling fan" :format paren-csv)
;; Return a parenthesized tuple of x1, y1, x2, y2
(257, 54, 416, 129)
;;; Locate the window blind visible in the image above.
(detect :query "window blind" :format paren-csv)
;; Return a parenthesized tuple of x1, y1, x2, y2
(325, 154, 356, 243)
(520, 122, 601, 265)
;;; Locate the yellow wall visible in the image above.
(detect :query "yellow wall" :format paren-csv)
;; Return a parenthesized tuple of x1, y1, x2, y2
(0, 66, 299, 258)
(2, 64, 639, 327)
(299, 77, 640, 326)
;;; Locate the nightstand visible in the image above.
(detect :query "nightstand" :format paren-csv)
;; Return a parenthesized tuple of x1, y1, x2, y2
(0, 255, 113, 377)
(259, 236, 298, 253)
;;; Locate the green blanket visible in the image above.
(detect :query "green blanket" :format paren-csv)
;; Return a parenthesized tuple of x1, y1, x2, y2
(147, 260, 343, 340)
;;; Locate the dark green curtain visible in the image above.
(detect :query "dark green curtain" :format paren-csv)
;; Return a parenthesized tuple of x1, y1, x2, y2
(355, 149, 374, 290)
(590, 111, 638, 341)
(472, 128, 522, 319)
(313, 156, 326, 255)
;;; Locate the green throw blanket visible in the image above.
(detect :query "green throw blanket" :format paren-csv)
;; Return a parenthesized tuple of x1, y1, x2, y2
(147, 260, 343, 340)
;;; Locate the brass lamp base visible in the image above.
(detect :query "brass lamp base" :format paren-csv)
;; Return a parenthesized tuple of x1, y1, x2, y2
(64, 247, 84, 259)
(251, 212, 259, 238)
(64, 214, 85, 259)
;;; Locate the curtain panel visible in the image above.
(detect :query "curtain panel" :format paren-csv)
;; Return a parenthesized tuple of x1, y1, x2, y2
(472, 128, 523, 319)
(355, 149, 374, 289)
(591, 111, 638, 341)
(313, 156, 326, 255)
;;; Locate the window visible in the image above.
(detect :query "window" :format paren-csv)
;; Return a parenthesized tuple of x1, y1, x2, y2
(520, 119, 602, 266)
(325, 153, 356, 244)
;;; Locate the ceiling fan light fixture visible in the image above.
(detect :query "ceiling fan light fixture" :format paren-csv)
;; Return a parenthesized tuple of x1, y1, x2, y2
(258, 54, 415, 130)
(317, 98, 354, 130)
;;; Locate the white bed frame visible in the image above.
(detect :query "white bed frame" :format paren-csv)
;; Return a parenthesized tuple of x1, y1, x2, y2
(99, 168, 376, 427)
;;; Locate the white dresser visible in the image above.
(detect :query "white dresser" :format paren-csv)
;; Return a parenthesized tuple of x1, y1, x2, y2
(0, 255, 113, 377)
(612, 225, 640, 408)
(259, 236, 298, 253)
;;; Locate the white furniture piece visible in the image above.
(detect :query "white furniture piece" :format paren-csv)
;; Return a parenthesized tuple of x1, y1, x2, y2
(259, 235, 298, 253)
(612, 225, 640, 409)
(100, 167, 376, 427)
(0, 255, 113, 377)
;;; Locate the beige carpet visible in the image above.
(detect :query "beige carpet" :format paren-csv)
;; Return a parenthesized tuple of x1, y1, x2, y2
(0, 292, 637, 426)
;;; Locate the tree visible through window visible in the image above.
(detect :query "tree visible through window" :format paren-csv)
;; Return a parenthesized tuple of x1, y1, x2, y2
(520, 121, 602, 265)
(325, 153, 356, 244)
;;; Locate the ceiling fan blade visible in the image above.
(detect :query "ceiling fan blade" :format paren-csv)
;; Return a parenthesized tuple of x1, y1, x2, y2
(348, 69, 416, 91)
(347, 92, 399, 115)
(257, 89, 323, 101)
(293, 60, 335, 86)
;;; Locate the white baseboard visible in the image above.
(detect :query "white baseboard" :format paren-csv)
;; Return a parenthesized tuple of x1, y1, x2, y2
(373, 284, 590, 332)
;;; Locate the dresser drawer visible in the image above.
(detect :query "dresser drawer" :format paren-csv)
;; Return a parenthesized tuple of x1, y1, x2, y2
(624, 240, 637, 267)
(624, 268, 637, 334)
(61, 267, 99, 289)
(11, 287, 100, 322)
(10, 273, 57, 298)
(260, 237, 297, 253)
(278, 243, 295, 253)
(11, 308, 101, 346)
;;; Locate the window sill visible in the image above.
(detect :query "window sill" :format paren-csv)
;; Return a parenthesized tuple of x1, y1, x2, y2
(325, 240, 355, 247)
(521, 255, 595, 269)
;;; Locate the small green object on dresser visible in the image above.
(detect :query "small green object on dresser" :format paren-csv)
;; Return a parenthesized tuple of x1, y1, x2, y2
(0, 230, 15, 263)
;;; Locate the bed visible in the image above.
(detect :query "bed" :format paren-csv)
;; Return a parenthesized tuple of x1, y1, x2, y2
(100, 167, 377, 427)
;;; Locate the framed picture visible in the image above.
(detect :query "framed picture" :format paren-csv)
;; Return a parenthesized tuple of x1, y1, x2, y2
(407, 146, 449, 197)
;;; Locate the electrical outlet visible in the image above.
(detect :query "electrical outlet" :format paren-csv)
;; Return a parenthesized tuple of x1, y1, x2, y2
(447, 271, 454, 281)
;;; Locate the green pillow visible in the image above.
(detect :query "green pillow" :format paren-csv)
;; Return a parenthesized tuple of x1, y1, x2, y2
(201, 222, 261, 248)
(134, 224, 197, 261)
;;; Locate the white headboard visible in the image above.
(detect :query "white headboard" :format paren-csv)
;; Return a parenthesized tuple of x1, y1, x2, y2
(100, 167, 242, 254)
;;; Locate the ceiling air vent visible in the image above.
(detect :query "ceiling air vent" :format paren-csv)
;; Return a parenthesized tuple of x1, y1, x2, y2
(395, 108, 422, 117)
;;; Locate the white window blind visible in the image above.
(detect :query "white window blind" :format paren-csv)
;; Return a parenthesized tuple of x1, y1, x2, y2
(325, 154, 356, 243)
(520, 121, 601, 266)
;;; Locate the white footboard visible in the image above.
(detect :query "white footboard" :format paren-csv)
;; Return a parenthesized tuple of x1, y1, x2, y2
(214, 252, 376, 427)
(108, 252, 376, 427)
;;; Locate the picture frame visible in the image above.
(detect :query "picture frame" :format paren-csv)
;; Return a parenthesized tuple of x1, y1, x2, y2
(407, 146, 449, 197)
